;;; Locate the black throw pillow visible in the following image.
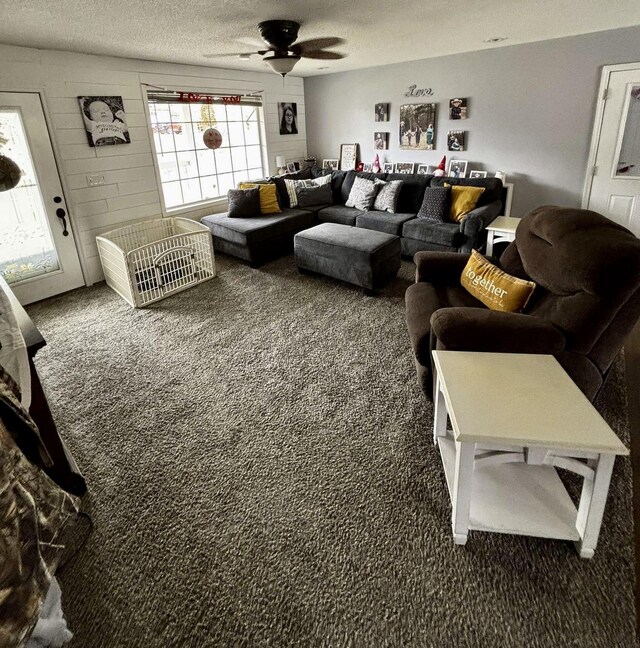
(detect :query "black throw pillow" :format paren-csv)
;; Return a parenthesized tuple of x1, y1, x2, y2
(296, 183, 333, 208)
(227, 187, 260, 218)
(417, 186, 450, 222)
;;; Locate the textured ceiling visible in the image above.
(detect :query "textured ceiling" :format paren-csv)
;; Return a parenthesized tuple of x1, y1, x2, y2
(1, 0, 639, 76)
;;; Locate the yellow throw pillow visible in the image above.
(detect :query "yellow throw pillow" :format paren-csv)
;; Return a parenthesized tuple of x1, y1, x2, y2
(444, 183, 485, 222)
(461, 250, 536, 312)
(239, 182, 281, 214)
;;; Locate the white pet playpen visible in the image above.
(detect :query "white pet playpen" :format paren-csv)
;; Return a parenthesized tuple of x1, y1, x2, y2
(96, 218, 215, 307)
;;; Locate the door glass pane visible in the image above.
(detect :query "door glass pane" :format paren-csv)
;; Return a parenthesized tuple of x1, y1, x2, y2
(0, 110, 60, 284)
(617, 85, 640, 177)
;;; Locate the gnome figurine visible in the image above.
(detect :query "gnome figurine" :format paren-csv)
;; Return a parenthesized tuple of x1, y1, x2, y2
(433, 155, 446, 178)
(371, 154, 381, 174)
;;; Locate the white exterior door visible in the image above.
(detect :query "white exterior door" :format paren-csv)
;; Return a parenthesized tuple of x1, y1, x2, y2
(585, 65, 640, 236)
(0, 92, 84, 304)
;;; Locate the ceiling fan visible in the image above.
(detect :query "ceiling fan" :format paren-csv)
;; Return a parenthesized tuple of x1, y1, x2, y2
(204, 20, 346, 77)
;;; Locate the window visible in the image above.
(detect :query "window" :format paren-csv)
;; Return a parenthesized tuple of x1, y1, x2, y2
(147, 91, 265, 210)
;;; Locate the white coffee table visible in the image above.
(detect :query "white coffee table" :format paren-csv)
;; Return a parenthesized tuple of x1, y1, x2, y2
(431, 351, 628, 558)
(486, 216, 519, 255)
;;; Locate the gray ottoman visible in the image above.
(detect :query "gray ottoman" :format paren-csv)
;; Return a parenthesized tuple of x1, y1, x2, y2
(294, 223, 401, 294)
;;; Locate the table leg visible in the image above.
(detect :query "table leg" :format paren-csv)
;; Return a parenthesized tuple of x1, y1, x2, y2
(452, 440, 475, 545)
(575, 453, 616, 559)
(433, 372, 448, 445)
(486, 232, 494, 256)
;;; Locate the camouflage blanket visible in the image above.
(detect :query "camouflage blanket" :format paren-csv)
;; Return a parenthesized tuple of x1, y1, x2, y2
(0, 369, 80, 647)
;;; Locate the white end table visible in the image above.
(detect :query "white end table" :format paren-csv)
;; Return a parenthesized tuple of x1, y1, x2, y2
(486, 216, 519, 256)
(432, 351, 628, 558)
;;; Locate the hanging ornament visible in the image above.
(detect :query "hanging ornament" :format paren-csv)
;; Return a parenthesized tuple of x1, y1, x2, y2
(202, 128, 223, 150)
(0, 155, 22, 192)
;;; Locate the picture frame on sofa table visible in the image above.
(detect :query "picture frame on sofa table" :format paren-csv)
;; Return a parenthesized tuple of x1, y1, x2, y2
(447, 159, 468, 178)
(469, 170, 487, 178)
(416, 164, 433, 175)
(395, 162, 415, 174)
(323, 159, 339, 171)
(383, 162, 394, 173)
(340, 143, 358, 170)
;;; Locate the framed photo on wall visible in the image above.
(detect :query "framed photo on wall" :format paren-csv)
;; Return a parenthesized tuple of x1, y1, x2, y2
(278, 102, 298, 135)
(340, 143, 358, 170)
(400, 103, 436, 150)
(78, 96, 130, 147)
(447, 130, 466, 152)
(375, 103, 390, 122)
(449, 98, 468, 120)
(447, 159, 468, 178)
(374, 132, 389, 150)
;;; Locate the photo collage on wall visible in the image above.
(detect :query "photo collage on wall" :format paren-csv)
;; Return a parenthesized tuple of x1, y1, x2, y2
(360, 95, 493, 179)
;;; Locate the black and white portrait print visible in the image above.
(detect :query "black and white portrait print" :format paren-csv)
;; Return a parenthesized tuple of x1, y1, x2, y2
(79, 96, 130, 147)
(449, 98, 468, 120)
(400, 104, 436, 150)
(375, 103, 389, 122)
(374, 132, 389, 150)
(278, 102, 298, 135)
(447, 130, 466, 152)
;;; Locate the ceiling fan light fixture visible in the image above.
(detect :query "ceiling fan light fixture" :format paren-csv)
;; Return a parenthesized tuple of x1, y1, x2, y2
(264, 54, 300, 77)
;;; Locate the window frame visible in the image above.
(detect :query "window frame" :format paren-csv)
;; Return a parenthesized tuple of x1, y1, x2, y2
(143, 86, 267, 216)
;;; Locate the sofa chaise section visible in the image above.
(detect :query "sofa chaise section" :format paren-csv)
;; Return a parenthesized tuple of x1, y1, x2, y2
(201, 208, 314, 266)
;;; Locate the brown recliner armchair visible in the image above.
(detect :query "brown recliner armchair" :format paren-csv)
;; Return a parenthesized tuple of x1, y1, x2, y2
(405, 206, 640, 402)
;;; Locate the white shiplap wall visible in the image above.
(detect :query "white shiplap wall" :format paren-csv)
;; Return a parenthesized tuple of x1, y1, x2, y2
(0, 44, 307, 284)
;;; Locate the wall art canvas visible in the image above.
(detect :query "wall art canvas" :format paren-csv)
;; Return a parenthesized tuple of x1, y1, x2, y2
(400, 104, 436, 150)
(447, 130, 466, 152)
(449, 98, 468, 120)
(79, 96, 130, 147)
(374, 132, 389, 150)
(447, 159, 468, 178)
(278, 102, 298, 135)
(375, 103, 389, 122)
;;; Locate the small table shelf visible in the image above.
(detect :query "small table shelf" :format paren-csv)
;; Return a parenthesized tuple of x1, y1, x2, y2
(486, 215, 520, 256)
(431, 351, 628, 558)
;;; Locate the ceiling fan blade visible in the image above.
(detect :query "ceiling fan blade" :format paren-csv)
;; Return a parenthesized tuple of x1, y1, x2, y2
(299, 50, 347, 60)
(293, 37, 345, 52)
(202, 51, 262, 59)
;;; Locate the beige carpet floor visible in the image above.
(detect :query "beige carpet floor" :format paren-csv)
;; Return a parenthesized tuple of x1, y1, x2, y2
(27, 254, 636, 647)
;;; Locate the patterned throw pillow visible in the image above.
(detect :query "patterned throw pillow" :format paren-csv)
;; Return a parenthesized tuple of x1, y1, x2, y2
(417, 186, 451, 221)
(345, 176, 381, 211)
(373, 180, 403, 213)
(284, 174, 331, 208)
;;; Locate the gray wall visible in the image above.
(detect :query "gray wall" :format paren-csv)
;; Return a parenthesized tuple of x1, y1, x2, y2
(304, 26, 640, 217)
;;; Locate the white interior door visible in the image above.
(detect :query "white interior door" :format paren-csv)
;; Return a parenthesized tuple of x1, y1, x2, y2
(585, 65, 640, 236)
(0, 92, 84, 305)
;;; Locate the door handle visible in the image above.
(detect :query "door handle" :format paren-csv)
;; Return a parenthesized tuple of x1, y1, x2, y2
(56, 207, 69, 237)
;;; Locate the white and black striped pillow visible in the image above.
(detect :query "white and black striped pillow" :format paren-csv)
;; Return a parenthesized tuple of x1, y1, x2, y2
(373, 180, 403, 213)
(284, 174, 331, 208)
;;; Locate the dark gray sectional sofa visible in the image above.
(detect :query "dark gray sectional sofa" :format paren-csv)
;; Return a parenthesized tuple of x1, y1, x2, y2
(201, 167, 503, 266)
